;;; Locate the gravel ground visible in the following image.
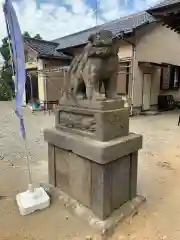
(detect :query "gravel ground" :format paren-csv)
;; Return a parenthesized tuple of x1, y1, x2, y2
(0, 101, 180, 240)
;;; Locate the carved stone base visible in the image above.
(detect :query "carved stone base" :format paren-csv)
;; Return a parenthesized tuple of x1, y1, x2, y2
(44, 99, 143, 221)
(56, 100, 129, 142)
(60, 98, 124, 110)
(44, 129, 142, 220)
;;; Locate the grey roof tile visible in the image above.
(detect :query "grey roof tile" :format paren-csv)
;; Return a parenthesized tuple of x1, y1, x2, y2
(148, 0, 180, 10)
(53, 11, 155, 50)
(24, 38, 71, 59)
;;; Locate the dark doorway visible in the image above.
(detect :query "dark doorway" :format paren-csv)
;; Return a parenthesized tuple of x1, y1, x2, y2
(25, 73, 39, 104)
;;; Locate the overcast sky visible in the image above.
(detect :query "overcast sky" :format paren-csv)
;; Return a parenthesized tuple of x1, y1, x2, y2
(0, 0, 162, 65)
(0, 0, 161, 41)
(0, 0, 161, 65)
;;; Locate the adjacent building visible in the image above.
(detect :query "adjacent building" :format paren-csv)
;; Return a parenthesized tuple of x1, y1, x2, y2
(25, 0, 180, 114)
(24, 38, 71, 104)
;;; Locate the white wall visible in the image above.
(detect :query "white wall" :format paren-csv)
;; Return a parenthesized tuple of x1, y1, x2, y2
(117, 41, 133, 95)
(133, 23, 180, 108)
(118, 41, 132, 59)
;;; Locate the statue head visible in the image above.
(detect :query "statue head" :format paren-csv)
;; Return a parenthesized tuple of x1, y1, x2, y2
(88, 30, 114, 47)
(88, 30, 119, 58)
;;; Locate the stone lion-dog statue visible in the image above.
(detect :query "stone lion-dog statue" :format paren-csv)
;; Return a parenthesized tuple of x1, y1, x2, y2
(64, 29, 119, 101)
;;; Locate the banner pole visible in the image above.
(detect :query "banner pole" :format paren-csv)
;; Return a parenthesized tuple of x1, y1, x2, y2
(3, 0, 50, 216)
(4, 5, 33, 190)
(24, 138, 33, 191)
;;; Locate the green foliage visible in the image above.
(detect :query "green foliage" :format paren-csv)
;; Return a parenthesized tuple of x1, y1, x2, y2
(34, 34, 42, 40)
(0, 82, 13, 100)
(0, 74, 14, 101)
(1, 66, 13, 88)
(0, 66, 14, 101)
(0, 37, 10, 62)
(23, 31, 31, 38)
(0, 31, 42, 101)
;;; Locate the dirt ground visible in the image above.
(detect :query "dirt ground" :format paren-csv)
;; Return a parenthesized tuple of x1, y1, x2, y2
(0, 101, 180, 240)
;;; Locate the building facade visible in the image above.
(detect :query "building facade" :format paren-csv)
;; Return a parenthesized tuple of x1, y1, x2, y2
(24, 0, 180, 114)
(52, 4, 180, 114)
(118, 22, 180, 113)
(24, 38, 71, 105)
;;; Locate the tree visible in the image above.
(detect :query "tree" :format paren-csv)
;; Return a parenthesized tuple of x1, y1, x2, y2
(0, 32, 43, 65)
(23, 31, 31, 38)
(34, 34, 42, 40)
(0, 37, 10, 62)
(0, 31, 42, 100)
(0, 76, 14, 100)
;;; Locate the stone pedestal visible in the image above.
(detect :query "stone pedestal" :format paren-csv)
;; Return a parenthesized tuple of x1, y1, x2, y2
(44, 99, 143, 220)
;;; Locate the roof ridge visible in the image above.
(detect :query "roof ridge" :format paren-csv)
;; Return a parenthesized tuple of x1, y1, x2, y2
(24, 37, 58, 46)
(24, 37, 71, 59)
(101, 11, 147, 26)
(52, 25, 98, 41)
(148, 0, 180, 10)
(52, 10, 148, 42)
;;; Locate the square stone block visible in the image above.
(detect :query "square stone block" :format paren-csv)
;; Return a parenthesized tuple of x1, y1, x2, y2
(95, 108, 129, 141)
(55, 101, 129, 141)
(48, 143, 139, 220)
(55, 148, 91, 208)
(111, 155, 130, 209)
(45, 101, 142, 221)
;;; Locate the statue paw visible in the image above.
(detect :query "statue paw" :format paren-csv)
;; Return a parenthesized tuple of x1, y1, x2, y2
(76, 94, 86, 100)
(106, 94, 120, 100)
(92, 93, 106, 101)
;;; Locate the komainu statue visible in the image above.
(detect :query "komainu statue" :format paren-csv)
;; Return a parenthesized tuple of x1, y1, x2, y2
(64, 30, 119, 101)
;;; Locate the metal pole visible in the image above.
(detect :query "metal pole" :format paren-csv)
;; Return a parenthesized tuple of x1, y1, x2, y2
(95, 0, 99, 26)
(3, 2, 33, 193)
(24, 139, 33, 191)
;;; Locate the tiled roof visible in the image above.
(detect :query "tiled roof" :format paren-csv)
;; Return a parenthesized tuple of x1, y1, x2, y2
(148, 0, 180, 10)
(54, 11, 156, 50)
(24, 38, 71, 60)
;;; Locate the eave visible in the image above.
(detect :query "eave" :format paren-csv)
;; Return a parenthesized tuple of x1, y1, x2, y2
(147, 2, 180, 34)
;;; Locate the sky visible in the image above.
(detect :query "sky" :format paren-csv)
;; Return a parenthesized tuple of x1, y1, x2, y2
(0, 0, 161, 41)
(0, 0, 161, 64)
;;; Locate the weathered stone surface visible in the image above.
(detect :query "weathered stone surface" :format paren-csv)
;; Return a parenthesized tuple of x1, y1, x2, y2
(95, 108, 129, 141)
(55, 103, 129, 141)
(59, 112, 96, 133)
(130, 152, 138, 199)
(112, 156, 130, 209)
(68, 151, 91, 208)
(62, 30, 119, 102)
(91, 162, 112, 219)
(51, 146, 141, 220)
(60, 99, 124, 110)
(44, 128, 142, 164)
(55, 148, 70, 194)
(45, 30, 143, 223)
(57, 189, 146, 236)
(55, 148, 91, 207)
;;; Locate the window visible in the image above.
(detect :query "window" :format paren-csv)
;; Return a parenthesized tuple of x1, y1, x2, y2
(117, 61, 130, 95)
(160, 65, 180, 90)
